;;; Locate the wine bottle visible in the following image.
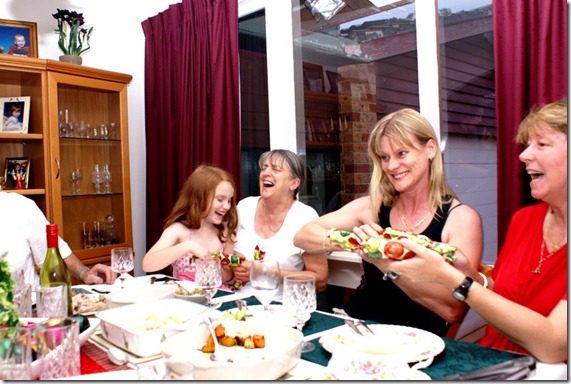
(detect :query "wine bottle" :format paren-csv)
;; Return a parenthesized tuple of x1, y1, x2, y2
(39, 224, 73, 316)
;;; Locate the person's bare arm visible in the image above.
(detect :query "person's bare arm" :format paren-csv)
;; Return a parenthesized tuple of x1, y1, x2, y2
(301, 251, 329, 292)
(293, 196, 374, 254)
(353, 203, 483, 324)
(142, 224, 210, 272)
(399, 238, 567, 363)
(63, 254, 117, 284)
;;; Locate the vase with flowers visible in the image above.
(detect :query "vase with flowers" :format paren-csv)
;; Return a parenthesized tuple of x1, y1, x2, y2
(52, 8, 93, 65)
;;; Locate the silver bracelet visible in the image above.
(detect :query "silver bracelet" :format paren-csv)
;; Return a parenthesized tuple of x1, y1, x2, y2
(478, 272, 488, 289)
(77, 266, 90, 280)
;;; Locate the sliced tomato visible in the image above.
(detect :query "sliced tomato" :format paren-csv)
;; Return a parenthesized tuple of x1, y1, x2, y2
(383, 240, 405, 259)
(348, 237, 361, 248)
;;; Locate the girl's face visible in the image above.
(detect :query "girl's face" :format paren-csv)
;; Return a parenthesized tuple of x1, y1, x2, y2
(518, 123, 567, 204)
(377, 133, 435, 194)
(12, 111, 20, 118)
(204, 180, 234, 225)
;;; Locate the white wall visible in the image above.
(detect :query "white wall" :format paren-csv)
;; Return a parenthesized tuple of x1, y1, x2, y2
(1, 0, 181, 275)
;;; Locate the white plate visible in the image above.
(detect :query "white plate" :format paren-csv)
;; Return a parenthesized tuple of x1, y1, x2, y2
(231, 304, 307, 328)
(171, 280, 210, 304)
(319, 324, 445, 364)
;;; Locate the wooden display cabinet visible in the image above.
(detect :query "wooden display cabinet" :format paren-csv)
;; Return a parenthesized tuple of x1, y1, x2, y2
(0, 55, 133, 269)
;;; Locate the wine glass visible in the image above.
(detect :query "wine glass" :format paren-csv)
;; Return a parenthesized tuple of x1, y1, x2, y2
(91, 164, 102, 194)
(101, 164, 112, 194)
(283, 275, 317, 353)
(194, 257, 222, 307)
(111, 247, 134, 289)
(250, 260, 280, 310)
(69, 168, 83, 195)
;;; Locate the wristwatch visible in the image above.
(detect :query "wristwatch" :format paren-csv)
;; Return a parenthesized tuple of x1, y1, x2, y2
(452, 277, 473, 301)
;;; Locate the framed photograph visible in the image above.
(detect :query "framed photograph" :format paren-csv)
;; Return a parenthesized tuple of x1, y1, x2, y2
(0, 19, 38, 58)
(4, 157, 30, 189)
(1, 96, 30, 133)
(303, 63, 324, 92)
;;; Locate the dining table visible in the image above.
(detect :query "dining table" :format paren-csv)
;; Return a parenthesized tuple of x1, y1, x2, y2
(72, 274, 567, 380)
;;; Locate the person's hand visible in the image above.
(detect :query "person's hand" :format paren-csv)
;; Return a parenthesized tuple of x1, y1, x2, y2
(187, 242, 211, 260)
(83, 264, 117, 285)
(231, 259, 251, 283)
(393, 238, 459, 284)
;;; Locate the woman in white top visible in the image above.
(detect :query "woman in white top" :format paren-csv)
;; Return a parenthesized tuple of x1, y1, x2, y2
(232, 150, 328, 300)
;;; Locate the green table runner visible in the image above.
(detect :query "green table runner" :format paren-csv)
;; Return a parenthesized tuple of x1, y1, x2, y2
(212, 292, 523, 380)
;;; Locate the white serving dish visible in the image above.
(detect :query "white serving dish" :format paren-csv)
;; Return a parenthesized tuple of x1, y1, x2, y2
(105, 283, 176, 309)
(162, 320, 303, 380)
(95, 298, 208, 357)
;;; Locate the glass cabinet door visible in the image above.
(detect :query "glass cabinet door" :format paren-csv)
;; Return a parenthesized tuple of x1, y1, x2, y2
(47, 69, 133, 266)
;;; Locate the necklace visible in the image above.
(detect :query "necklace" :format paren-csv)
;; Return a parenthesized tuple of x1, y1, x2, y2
(532, 240, 558, 275)
(395, 203, 432, 233)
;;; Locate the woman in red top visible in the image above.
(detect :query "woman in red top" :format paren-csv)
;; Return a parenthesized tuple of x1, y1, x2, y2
(387, 98, 567, 363)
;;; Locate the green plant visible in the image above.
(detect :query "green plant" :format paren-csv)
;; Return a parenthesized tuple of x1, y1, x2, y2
(52, 8, 93, 56)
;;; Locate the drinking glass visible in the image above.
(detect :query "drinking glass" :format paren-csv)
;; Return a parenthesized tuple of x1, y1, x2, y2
(0, 327, 32, 380)
(282, 275, 317, 353)
(111, 247, 134, 289)
(91, 164, 102, 194)
(250, 260, 280, 310)
(35, 318, 80, 380)
(70, 168, 83, 195)
(36, 283, 68, 318)
(194, 257, 222, 307)
(101, 164, 112, 193)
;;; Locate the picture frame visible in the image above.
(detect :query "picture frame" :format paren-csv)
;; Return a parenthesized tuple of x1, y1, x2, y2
(4, 157, 30, 189)
(1, 96, 30, 133)
(0, 19, 38, 58)
(303, 63, 324, 92)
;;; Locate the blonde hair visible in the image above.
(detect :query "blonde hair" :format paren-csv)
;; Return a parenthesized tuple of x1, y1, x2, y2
(517, 97, 567, 144)
(367, 108, 456, 220)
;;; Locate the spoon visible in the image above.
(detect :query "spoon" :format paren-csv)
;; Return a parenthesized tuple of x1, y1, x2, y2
(205, 316, 232, 363)
(107, 346, 128, 365)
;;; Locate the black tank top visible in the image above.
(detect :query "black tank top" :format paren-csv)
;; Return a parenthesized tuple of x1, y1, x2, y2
(344, 201, 454, 336)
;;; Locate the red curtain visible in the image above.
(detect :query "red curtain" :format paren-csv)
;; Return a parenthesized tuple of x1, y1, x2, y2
(142, 0, 240, 251)
(493, 0, 567, 249)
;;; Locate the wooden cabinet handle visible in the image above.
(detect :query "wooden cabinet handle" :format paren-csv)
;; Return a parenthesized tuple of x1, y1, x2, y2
(55, 157, 60, 179)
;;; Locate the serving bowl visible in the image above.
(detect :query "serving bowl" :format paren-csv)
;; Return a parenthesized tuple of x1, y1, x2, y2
(105, 284, 176, 309)
(162, 320, 303, 380)
(96, 298, 210, 357)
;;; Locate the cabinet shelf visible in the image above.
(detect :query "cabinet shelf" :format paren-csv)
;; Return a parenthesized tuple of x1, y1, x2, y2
(0, 133, 43, 141)
(0, 55, 133, 270)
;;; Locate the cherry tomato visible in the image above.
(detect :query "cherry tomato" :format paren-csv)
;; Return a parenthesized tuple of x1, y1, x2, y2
(383, 240, 405, 259)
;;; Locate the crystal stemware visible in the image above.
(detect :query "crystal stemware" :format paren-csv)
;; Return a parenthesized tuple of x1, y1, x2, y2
(194, 257, 222, 307)
(69, 168, 83, 195)
(91, 164, 102, 194)
(250, 260, 280, 310)
(283, 274, 317, 353)
(101, 164, 112, 193)
(111, 247, 134, 289)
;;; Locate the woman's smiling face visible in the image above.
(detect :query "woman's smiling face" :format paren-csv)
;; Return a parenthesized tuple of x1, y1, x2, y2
(377, 132, 434, 194)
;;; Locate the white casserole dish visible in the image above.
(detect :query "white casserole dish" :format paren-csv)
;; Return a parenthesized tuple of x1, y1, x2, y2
(96, 298, 208, 357)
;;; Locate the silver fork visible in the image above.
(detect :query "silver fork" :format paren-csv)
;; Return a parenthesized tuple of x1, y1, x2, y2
(334, 307, 375, 335)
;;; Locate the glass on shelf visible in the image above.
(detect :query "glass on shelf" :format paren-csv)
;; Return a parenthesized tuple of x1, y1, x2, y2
(91, 164, 102, 194)
(104, 214, 120, 245)
(101, 164, 112, 193)
(76, 121, 89, 138)
(70, 168, 83, 195)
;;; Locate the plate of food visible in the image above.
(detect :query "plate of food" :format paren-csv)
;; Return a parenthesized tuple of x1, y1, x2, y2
(319, 324, 445, 365)
(168, 280, 210, 304)
(220, 304, 306, 328)
(72, 292, 108, 315)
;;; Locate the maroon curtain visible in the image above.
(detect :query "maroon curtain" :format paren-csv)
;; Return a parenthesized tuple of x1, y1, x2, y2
(142, 0, 240, 251)
(493, 0, 567, 249)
